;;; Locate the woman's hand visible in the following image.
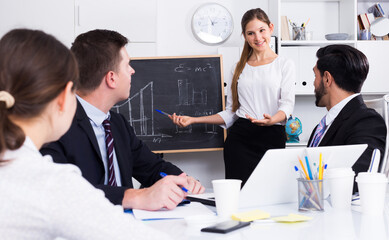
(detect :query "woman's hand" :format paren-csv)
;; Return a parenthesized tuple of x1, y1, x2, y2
(169, 113, 195, 127)
(246, 113, 274, 126)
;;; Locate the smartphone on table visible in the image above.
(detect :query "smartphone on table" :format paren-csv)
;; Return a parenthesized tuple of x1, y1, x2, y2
(201, 220, 250, 234)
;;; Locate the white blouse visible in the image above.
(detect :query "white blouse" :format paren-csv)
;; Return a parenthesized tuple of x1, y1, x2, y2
(0, 137, 171, 240)
(218, 56, 296, 129)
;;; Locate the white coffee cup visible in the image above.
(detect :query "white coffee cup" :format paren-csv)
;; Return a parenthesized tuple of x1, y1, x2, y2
(356, 172, 388, 215)
(325, 168, 355, 210)
(212, 179, 241, 217)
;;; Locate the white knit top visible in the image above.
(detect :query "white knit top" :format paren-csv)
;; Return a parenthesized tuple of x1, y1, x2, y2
(218, 56, 296, 128)
(0, 137, 171, 240)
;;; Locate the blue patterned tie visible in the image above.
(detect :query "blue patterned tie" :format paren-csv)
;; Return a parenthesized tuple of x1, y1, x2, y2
(103, 119, 117, 186)
(310, 116, 327, 147)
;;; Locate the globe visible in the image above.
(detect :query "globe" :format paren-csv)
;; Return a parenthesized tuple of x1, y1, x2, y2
(285, 115, 302, 143)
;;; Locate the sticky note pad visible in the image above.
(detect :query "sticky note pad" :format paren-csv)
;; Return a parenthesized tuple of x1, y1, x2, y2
(271, 214, 312, 223)
(231, 209, 270, 222)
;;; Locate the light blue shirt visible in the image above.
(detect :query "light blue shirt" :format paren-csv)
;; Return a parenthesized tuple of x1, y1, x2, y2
(77, 96, 122, 186)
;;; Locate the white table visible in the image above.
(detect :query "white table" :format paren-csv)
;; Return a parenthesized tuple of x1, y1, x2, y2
(143, 197, 389, 240)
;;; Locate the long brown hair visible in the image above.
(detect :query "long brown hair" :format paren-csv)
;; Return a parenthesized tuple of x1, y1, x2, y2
(0, 29, 79, 162)
(231, 8, 271, 112)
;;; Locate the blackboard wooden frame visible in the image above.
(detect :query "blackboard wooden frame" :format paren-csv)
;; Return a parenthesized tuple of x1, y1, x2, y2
(112, 55, 226, 153)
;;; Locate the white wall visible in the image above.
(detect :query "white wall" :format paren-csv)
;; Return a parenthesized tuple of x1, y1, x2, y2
(155, 0, 268, 56)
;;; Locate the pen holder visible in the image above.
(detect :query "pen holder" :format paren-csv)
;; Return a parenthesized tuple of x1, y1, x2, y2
(293, 27, 306, 40)
(297, 178, 324, 211)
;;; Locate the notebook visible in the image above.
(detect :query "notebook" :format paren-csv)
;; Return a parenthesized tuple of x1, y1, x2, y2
(187, 144, 367, 209)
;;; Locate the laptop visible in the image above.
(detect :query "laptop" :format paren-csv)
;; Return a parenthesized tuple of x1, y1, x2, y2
(187, 144, 367, 209)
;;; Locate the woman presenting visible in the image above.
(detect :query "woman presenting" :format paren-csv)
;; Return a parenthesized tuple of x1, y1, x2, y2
(171, 8, 295, 186)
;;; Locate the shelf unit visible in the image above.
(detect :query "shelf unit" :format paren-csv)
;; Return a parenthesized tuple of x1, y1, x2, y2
(265, 0, 389, 144)
(281, 40, 356, 46)
(273, 0, 389, 94)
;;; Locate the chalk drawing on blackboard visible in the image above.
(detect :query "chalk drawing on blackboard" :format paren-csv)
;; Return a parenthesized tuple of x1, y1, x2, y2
(112, 82, 173, 140)
(113, 78, 218, 136)
(174, 63, 214, 73)
(111, 55, 225, 153)
(175, 78, 217, 134)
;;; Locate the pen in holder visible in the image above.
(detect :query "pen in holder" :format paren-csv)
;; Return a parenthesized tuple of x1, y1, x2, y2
(297, 178, 324, 211)
(293, 27, 306, 40)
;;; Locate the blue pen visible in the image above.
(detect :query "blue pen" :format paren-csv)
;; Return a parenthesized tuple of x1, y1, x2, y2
(155, 109, 171, 117)
(159, 172, 192, 194)
(294, 166, 305, 179)
(305, 156, 313, 180)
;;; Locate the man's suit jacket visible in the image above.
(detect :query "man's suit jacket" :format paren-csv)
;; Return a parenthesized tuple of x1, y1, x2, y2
(308, 95, 387, 190)
(41, 101, 182, 205)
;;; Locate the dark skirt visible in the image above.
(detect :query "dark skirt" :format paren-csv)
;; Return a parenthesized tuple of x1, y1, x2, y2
(223, 118, 286, 187)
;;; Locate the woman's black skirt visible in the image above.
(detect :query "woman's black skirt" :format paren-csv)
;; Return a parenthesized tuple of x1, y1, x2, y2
(223, 118, 286, 187)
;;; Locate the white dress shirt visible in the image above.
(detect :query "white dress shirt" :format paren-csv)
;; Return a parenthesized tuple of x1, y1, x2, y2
(77, 96, 122, 186)
(0, 137, 171, 240)
(218, 56, 296, 128)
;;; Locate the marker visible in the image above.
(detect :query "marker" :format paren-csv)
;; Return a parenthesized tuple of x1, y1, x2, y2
(305, 156, 313, 180)
(323, 164, 328, 174)
(159, 172, 192, 194)
(155, 109, 171, 117)
(294, 166, 305, 179)
(318, 153, 323, 180)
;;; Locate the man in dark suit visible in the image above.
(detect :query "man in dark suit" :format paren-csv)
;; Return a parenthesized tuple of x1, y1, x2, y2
(41, 29, 204, 210)
(308, 44, 386, 191)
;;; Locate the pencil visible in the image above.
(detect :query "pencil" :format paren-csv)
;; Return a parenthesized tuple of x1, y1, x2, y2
(298, 157, 310, 180)
(318, 153, 323, 180)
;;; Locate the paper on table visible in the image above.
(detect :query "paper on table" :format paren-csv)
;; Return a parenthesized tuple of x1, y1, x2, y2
(271, 214, 312, 223)
(133, 202, 215, 220)
(231, 209, 270, 222)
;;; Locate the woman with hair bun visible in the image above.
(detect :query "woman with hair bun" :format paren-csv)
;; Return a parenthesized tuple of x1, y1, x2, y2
(0, 29, 170, 240)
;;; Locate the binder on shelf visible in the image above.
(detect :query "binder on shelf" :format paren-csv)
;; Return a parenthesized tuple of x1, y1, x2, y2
(358, 14, 370, 30)
(281, 16, 290, 41)
(368, 3, 385, 18)
(375, 3, 385, 17)
(366, 13, 375, 25)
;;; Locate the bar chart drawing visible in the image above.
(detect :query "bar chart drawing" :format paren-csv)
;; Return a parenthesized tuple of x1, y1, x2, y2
(112, 81, 172, 138)
(113, 79, 218, 138)
(176, 79, 217, 134)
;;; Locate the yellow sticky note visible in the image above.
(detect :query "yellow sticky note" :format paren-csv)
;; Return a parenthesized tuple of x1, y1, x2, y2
(231, 209, 270, 222)
(271, 213, 312, 223)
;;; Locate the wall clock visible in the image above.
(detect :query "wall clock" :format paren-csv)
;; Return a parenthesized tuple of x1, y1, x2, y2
(191, 3, 234, 45)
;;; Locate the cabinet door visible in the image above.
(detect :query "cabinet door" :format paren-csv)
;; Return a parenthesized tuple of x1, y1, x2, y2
(75, 0, 156, 43)
(281, 46, 318, 94)
(0, 0, 74, 47)
(299, 46, 319, 94)
(357, 41, 389, 93)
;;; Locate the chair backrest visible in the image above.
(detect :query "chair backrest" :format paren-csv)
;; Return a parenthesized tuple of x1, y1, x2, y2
(364, 94, 389, 175)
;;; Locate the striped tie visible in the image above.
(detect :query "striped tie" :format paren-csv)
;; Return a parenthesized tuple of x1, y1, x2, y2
(309, 116, 327, 147)
(102, 119, 117, 186)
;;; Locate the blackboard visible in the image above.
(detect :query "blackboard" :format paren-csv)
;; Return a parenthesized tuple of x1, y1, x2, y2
(111, 55, 226, 153)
